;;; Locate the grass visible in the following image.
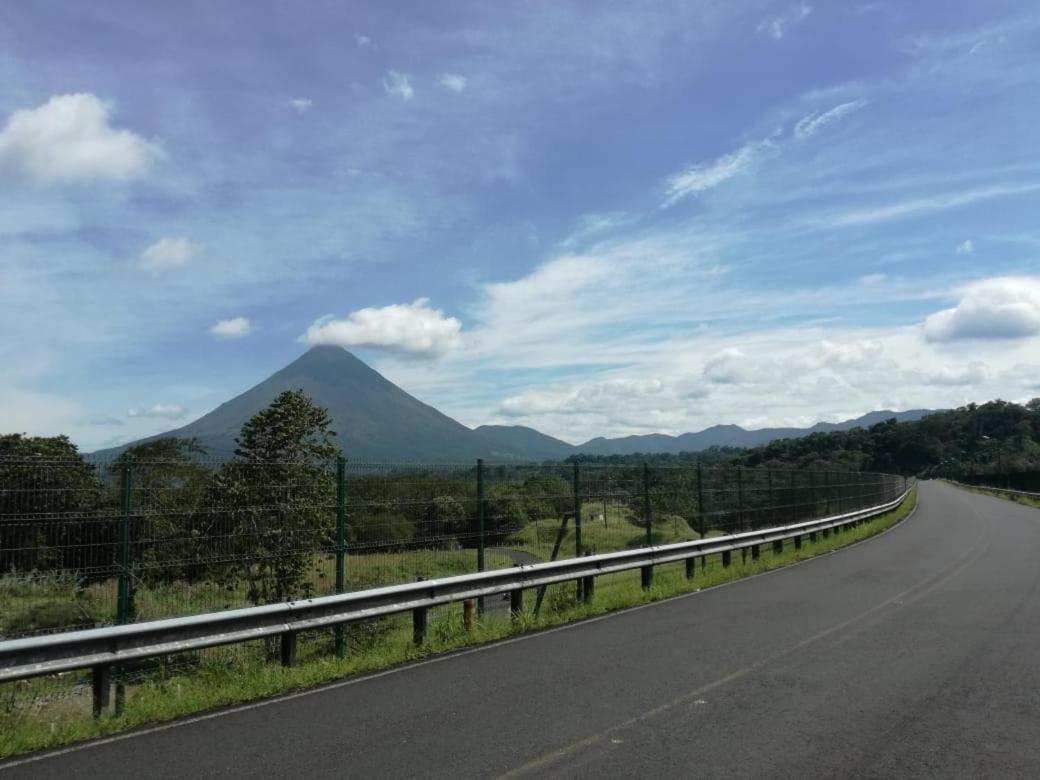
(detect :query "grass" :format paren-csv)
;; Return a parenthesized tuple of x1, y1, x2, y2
(0, 549, 514, 637)
(0, 487, 916, 759)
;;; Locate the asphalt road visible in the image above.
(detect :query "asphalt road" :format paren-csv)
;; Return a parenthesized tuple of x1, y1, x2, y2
(5, 481, 1040, 778)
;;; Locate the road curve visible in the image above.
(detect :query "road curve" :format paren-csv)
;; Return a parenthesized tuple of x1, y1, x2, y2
(5, 481, 1040, 778)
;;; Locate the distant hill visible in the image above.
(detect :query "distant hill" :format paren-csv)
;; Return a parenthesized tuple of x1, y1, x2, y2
(572, 410, 935, 456)
(95, 346, 937, 461)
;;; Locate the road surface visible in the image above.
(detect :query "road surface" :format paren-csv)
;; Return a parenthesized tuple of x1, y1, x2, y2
(5, 481, 1040, 778)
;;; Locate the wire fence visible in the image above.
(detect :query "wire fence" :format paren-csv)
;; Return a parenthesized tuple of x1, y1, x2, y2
(0, 455, 907, 642)
(956, 470, 1040, 493)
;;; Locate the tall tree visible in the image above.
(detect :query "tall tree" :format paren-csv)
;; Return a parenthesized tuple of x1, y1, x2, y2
(212, 391, 339, 605)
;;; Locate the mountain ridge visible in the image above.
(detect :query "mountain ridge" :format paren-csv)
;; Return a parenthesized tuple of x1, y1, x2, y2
(95, 346, 937, 460)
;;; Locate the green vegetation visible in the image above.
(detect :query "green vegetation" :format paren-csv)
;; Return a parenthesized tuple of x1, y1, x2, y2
(0, 487, 915, 759)
(954, 483, 1040, 511)
(568, 399, 1040, 478)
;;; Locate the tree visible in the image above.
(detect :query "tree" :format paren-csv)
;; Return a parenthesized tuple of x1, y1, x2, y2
(0, 435, 104, 576)
(108, 438, 212, 584)
(212, 390, 339, 605)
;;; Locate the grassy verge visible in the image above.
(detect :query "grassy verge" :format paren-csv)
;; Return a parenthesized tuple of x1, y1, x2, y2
(955, 483, 1040, 510)
(0, 487, 916, 759)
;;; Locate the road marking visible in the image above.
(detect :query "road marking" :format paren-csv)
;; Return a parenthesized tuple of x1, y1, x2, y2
(498, 508, 988, 778)
(0, 497, 919, 772)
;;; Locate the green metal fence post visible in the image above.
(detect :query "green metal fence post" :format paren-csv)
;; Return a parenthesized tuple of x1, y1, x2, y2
(477, 458, 486, 616)
(767, 468, 774, 526)
(573, 461, 582, 558)
(696, 463, 706, 538)
(117, 453, 134, 626)
(573, 461, 583, 600)
(643, 462, 652, 548)
(334, 456, 347, 658)
(642, 462, 653, 589)
(115, 453, 134, 715)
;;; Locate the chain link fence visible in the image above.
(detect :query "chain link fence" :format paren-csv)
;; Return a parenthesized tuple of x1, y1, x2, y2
(1, 456, 907, 642)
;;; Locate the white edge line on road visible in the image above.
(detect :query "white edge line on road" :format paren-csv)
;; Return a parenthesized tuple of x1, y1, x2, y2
(0, 495, 919, 771)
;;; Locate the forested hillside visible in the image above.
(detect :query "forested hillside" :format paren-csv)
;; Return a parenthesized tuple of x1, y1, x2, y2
(568, 400, 1040, 477)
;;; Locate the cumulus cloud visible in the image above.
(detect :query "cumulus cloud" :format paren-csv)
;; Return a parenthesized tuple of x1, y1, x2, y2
(955, 239, 974, 255)
(383, 71, 414, 101)
(210, 317, 253, 338)
(0, 93, 162, 183)
(128, 403, 189, 420)
(924, 277, 1040, 342)
(437, 74, 467, 93)
(289, 98, 313, 113)
(303, 299, 461, 357)
(139, 237, 195, 272)
(793, 100, 867, 140)
(757, 3, 812, 40)
(661, 141, 765, 207)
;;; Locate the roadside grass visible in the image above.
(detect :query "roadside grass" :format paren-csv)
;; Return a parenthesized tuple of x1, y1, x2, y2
(0, 550, 514, 638)
(955, 484, 1040, 510)
(0, 487, 915, 759)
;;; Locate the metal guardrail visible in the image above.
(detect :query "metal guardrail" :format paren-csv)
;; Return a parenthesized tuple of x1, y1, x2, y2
(946, 480, 1040, 498)
(0, 487, 911, 716)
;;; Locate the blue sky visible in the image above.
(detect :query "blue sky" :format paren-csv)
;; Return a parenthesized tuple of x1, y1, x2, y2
(2, 0, 1039, 450)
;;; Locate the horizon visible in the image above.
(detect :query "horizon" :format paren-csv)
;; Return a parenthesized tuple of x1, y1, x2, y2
(91, 343, 943, 452)
(3, 2, 1040, 451)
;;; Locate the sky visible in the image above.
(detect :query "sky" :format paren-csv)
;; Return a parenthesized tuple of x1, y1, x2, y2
(1, 0, 1039, 451)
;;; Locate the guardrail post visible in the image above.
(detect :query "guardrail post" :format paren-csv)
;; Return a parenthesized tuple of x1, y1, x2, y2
(685, 557, 695, 579)
(751, 543, 760, 560)
(281, 631, 298, 667)
(412, 577, 427, 646)
(641, 565, 653, 590)
(476, 459, 486, 617)
(582, 551, 595, 603)
(115, 453, 134, 715)
(793, 534, 802, 550)
(809, 531, 817, 543)
(464, 599, 476, 632)
(722, 550, 731, 567)
(574, 461, 583, 600)
(92, 664, 111, 718)
(510, 565, 524, 619)
(772, 539, 783, 555)
(334, 456, 347, 658)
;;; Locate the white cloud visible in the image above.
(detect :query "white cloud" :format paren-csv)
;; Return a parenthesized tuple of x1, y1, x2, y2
(289, 98, 313, 113)
(437, 74, 467, 93)
(702, 348, 760, 384)
(858, 273, 886, 286)
(924, 277, 1040, 342)
(303, 298, 461, 357)
(821, 183, 1040, 227)
(127, 403, 189, 420)
(922, 363, 990, 386)
(757, 3, 812, 40)
(793, 100, 867, 140)
(0, 93, 162, 183)
(139, 237, 195, 273)
(383, 71, 415, 101)
(210, 317, 253, 338)
(355, 34, 371, 47)
(661, 141, 764, 207)
(955, 239, 974, 255)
